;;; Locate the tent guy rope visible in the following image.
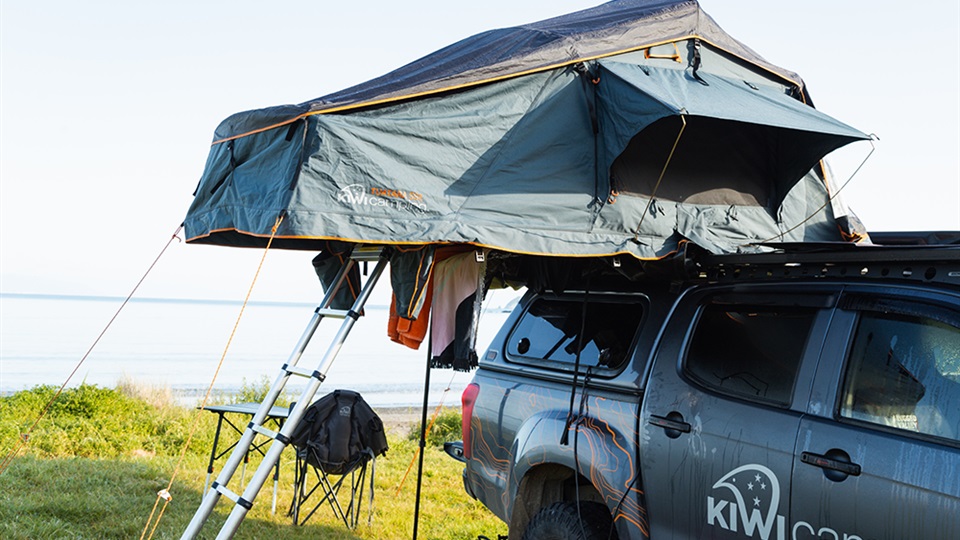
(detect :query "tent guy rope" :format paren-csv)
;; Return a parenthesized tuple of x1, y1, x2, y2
(139, 213, 284, 540)
(394, 370, 458, 496)
(632, 115, 687, 242)
(0, 225, 184, 476)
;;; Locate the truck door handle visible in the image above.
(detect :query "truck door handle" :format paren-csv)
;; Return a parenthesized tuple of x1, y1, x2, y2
(801, 450, 861, 482)
(649, 412, 691, 439)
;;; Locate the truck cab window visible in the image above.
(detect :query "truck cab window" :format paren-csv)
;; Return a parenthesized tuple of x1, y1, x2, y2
(840, 312, 960, 441)
(685, 305, 817, 406)
(506, 297, 643, 371)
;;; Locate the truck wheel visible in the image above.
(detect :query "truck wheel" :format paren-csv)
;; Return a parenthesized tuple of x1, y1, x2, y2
(521, 501, 619, 540)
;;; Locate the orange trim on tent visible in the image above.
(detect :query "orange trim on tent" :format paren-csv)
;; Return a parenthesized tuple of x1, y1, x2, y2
(185, 226, 677, 261)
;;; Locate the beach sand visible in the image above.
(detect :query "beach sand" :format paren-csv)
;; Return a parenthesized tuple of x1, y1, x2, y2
(377, 406, 422, 438)
(375, 406, 458, 439)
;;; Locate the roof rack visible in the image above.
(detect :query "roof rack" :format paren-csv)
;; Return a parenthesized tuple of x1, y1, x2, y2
(867, 231, 960, 246)
(689, 237, 960, 288)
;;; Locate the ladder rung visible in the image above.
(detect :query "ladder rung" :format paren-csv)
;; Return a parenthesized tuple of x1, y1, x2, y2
(212, 482, 251, 509)
(249, 423, 288, 444)
(283, 364, 325, 381)
(350, 246, 384, 262)
(316, 308, 361, 319)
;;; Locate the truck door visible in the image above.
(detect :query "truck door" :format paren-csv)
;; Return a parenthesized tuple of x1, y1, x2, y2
(793, 291, 960, 540)
(640, 288, 835, 540)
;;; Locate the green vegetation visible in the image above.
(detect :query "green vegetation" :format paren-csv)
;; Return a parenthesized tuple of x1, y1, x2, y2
(0, 384, 213, 459)
(230, 375, 294, 408)
(0, 383, 505, 540)
(408, 407, 463, 447)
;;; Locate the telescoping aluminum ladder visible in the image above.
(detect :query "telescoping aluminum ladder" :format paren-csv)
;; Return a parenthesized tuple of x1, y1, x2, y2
(181, 246, 389, 539)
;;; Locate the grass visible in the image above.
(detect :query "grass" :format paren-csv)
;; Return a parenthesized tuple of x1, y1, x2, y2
(0, 383, 506, 539)
(408, 407, 463, 447)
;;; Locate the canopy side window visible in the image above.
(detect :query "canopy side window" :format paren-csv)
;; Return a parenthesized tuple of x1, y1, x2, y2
(838, 304, 960, 443)
(505, 295, 645, 373)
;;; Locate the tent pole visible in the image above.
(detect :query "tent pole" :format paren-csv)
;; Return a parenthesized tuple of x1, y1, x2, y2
(412, 336, 433, 540)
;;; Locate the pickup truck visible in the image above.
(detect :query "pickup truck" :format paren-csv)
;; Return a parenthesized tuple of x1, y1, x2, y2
(453, 237, 960, 540)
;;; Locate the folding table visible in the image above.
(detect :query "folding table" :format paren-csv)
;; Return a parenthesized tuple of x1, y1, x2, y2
(200, 402, 290, 513)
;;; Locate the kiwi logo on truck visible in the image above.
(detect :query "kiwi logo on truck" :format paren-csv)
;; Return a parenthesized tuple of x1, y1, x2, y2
(708, 464, 785, 540)
(708, 464, 864, 540)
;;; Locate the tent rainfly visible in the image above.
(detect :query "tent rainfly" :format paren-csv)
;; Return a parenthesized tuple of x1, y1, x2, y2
(183, 0, 869, 259)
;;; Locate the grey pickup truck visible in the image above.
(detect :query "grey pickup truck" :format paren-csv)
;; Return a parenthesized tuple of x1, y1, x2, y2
(451, 235, 960, 540)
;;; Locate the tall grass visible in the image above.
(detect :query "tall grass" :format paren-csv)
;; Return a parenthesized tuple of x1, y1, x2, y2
(0, 384, 505, 539)
(117, 373, 174, 409)
(0, 384, 212, 459)
(407, 407, 463, 447)
(233, 375, 294, 408)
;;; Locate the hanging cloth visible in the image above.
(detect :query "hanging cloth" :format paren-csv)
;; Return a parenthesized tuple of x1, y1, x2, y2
(388, 285, 433, 350)
(312, 241, 362, 311)
(429, 250, 487, 372)
(387, 246, 436, 350)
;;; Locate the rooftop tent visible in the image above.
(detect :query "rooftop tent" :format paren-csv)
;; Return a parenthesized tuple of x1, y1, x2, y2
(184, 0, 869, 258)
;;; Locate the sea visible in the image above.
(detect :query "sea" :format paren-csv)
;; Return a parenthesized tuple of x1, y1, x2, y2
(0, 293, 514, 408)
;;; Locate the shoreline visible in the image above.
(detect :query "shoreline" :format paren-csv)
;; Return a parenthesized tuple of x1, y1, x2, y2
(375, 405, 460, 438)
(1, 384, 459, 440)
(376, 406, 422, 437)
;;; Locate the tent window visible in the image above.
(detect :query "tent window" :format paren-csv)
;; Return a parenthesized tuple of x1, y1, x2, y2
(611, 116, 776, 208)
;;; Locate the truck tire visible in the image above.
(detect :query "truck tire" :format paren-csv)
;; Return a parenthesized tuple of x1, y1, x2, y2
(521, 501, 619, 540)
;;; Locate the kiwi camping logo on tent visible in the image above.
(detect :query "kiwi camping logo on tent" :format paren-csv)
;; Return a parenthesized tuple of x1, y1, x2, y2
(335, 184, 426, 213)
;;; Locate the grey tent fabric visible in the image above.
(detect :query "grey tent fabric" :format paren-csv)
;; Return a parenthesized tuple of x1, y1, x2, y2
(590, 61, 866, 254)
(184, 0, 869, 259)
(596, 61, 864, 188)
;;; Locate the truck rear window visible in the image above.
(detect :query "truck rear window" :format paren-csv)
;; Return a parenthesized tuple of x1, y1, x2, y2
(840, 311, 960, 442)
(505, 296, 643, 371)
(684, 304, 817, 406)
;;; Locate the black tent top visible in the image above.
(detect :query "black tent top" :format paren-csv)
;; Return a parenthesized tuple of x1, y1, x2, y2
(212, 0, 804, 143)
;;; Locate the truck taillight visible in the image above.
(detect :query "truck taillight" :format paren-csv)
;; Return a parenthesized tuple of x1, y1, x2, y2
(461, 383, 480, 460)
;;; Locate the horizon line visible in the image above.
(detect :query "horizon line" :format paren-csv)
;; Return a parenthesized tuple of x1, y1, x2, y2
(0, 291, 391, 310)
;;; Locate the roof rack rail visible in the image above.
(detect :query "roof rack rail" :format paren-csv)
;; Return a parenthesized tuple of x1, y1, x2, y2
(867, 231, 960, 246)
(688, 241, 960, 288)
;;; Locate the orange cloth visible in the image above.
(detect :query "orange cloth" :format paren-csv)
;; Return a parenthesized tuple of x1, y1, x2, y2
(386, 245, 472, 351)
(388, 283, 433, 350)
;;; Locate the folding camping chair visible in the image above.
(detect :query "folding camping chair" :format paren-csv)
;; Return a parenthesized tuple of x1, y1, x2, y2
(288, 390, 388, 528)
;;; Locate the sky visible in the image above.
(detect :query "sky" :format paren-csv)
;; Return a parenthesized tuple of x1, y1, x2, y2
(1, 0, 958, 303)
